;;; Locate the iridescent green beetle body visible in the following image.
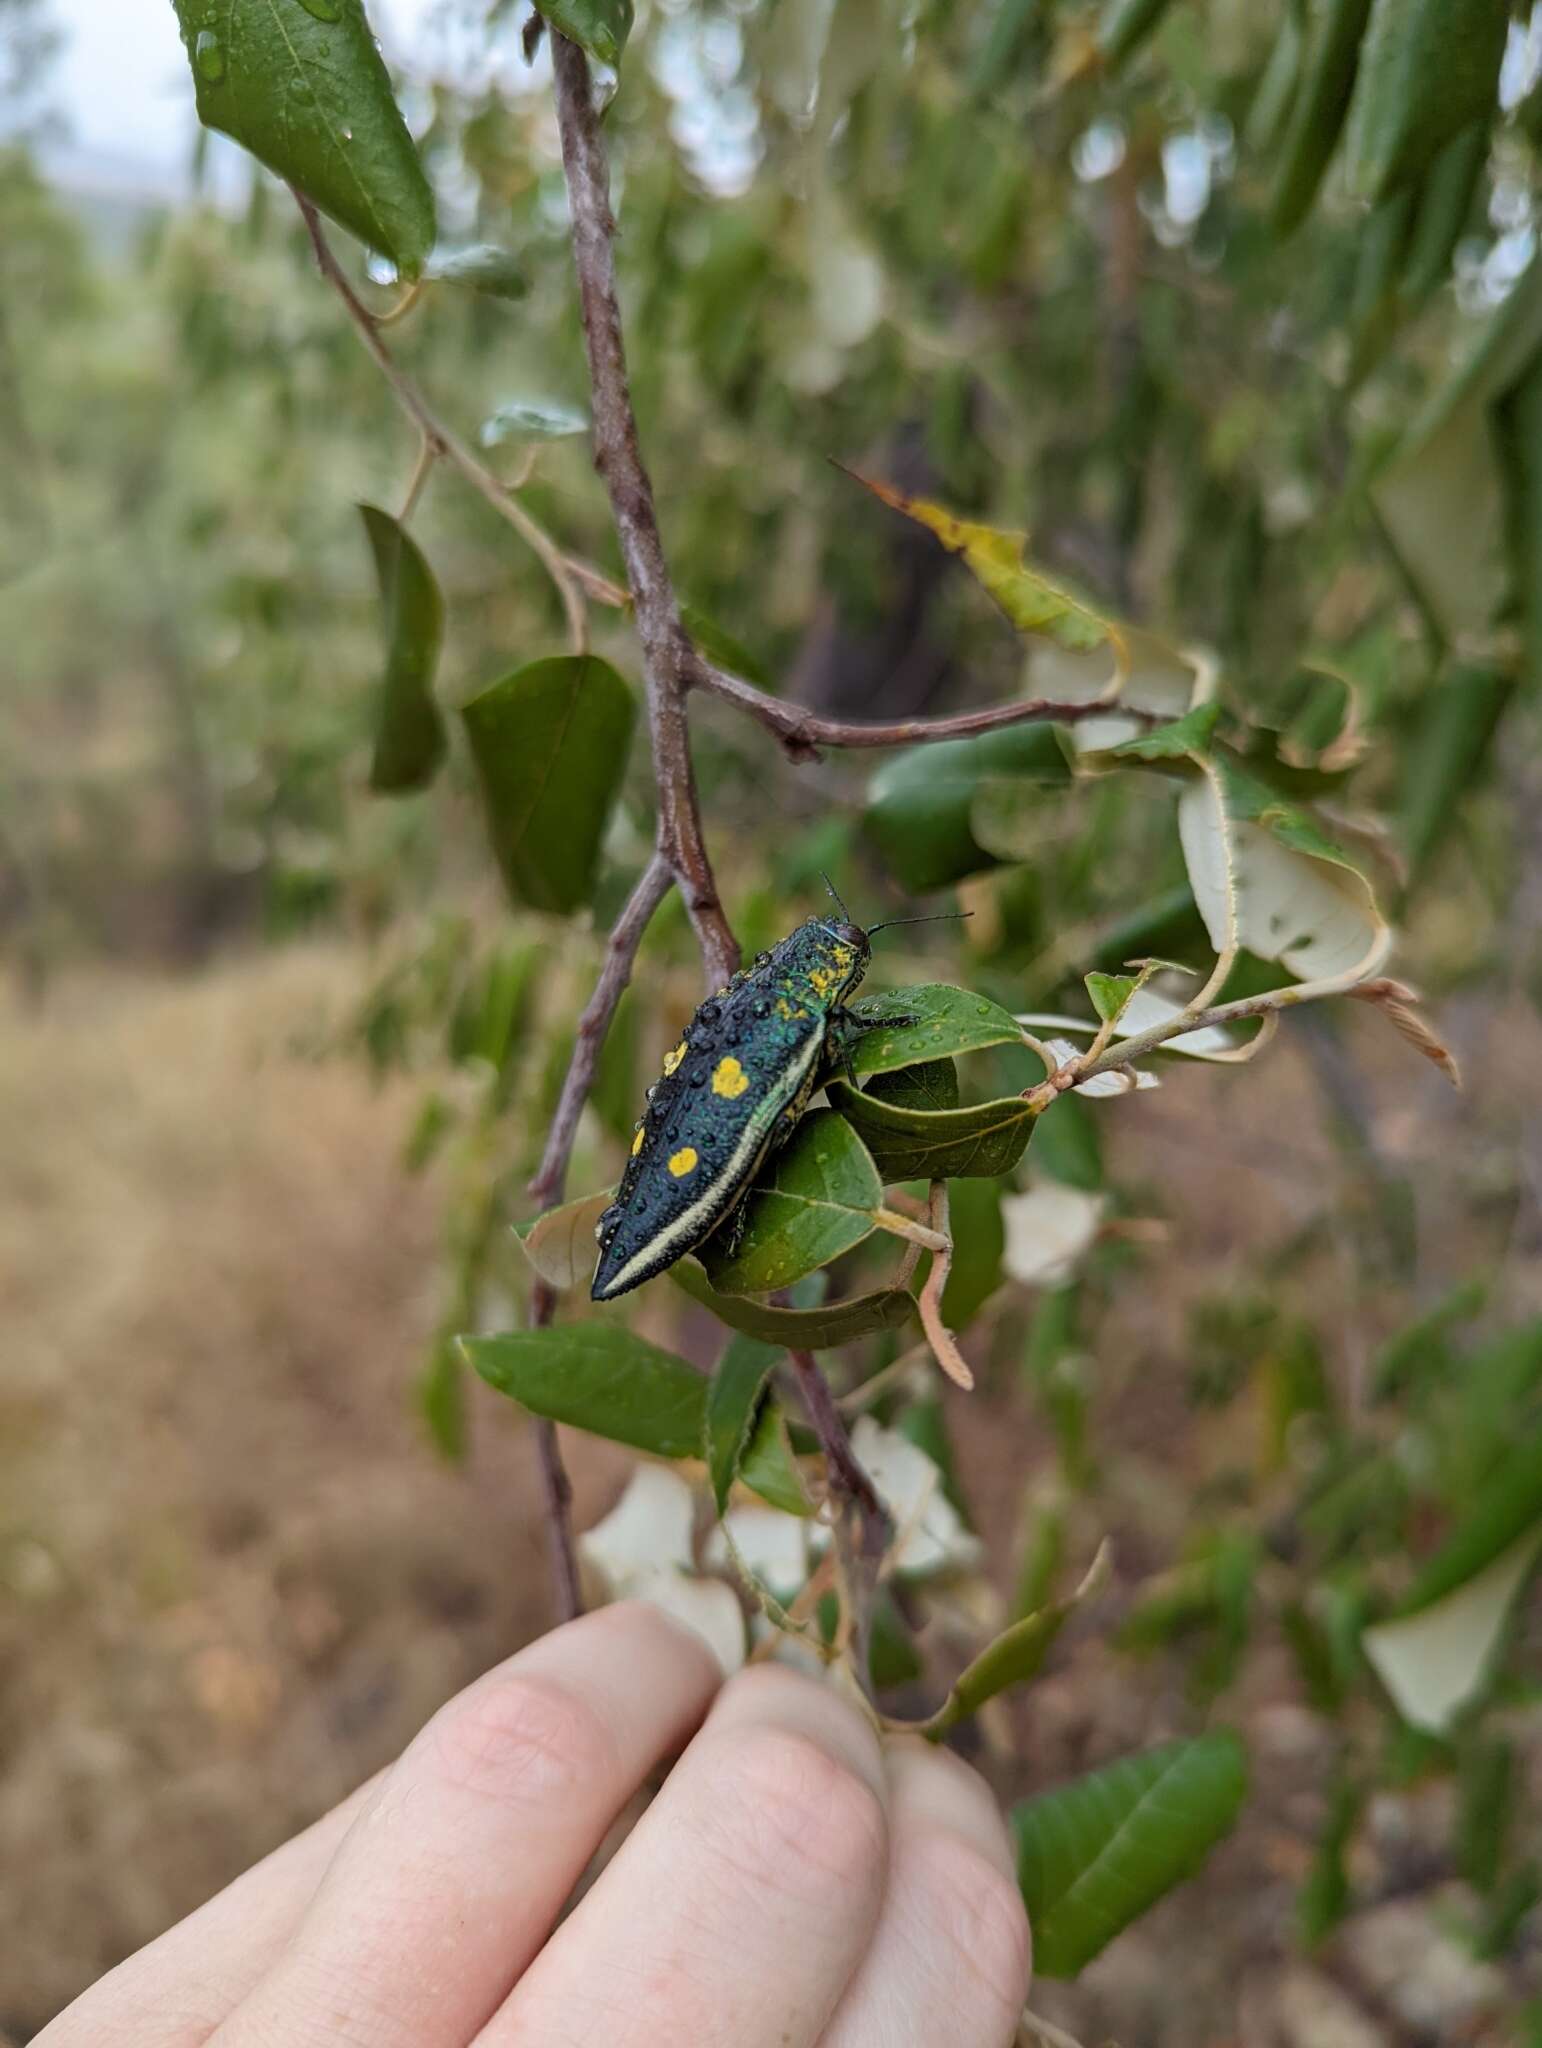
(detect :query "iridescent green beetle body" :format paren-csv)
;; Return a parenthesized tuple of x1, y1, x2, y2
(591, 917, 881, 1302)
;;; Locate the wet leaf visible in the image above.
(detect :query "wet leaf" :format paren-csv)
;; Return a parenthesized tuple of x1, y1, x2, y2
(460, 655, 635, 915)
(358, 504, 446, 794)
(672, 1258, 918, 1346)
(172, 0, 435, 275)
(847, 984, 1027, 1078)
(1012, 1733, 1249, 1977)
(860, 1058, 960, 1112)
(697, 1109, 882, 1295)
(827, 1078, 1037, 1180)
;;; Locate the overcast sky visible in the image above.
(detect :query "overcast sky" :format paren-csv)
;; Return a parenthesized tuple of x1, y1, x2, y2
(39, 0, 441, 189)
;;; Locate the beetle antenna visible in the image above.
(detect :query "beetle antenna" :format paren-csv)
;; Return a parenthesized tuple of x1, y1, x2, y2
(865, 911, 974, 940)
(820, 871, 853, 922)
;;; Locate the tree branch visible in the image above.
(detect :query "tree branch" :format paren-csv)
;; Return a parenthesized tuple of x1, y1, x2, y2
(787, 1349, 892, 1698)
(290, 189, 625, 652)
(529, 851, 674, 1210)
(687, 650, 1162, 759)
(549, 36, 738, 990)
(1024, 972, 1380, 1108)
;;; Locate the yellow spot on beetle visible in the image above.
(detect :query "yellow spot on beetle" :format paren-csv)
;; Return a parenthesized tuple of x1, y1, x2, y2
(808, 966, 837, 996)
(631, 1127, 645, 1156)
(712, 1056, 749, 1099)
(668, 1146, 699, 1177)
(662, 1039, 688, 1077)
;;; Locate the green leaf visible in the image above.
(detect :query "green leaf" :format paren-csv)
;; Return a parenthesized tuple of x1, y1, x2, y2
(704, 1334, 780, 1517)
(1030, 1091, 1104, 1192)
(864, 723, 1072, 892)
(478, 398, 589, 446)
(418, 1336, 466, 1461)
(1298, 1771, 1363, 1945)
(461, 1323, 807, 1512)
(921, 1544, 1108, 1736)
(1398, 664, 1515, 888)
(1267, 0, 1373, 237)
(1373, 253, 1542, 643)
(1097, 0, 1177, 69)
(1345, 0, 1507, 204)
(672, 1258, 918, 1346)
(861, 1058, 960, 1112)
(460, 655, 635, 915)
(1401, 120, 1489, 310)
(1012, 1733, 1249, 1977)
(1396, 1437, 1542, 1616)
(697, 1108, 883, 1295)
(828, 1078, 1037, 1180)
(848, 471, 1128, 664)
(172, 0, 435, 275)
(422, 242, 527, 298)
(358, 504, 446, 794)
(542, 0, 634, 65)
(681, 601, 770, 688)
(1084, 971, 1136, 1026)
(847, 984, 1028, 1078)
(1111, 701, 1220, 761)
(939, 1174, 1005, 1325)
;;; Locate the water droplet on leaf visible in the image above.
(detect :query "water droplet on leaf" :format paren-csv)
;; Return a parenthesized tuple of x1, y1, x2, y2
(194, 28, 226, 80)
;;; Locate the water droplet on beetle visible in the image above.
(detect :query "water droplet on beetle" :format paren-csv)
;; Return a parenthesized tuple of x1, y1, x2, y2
(753, 1000, 769, 1018)
(194, 28, 226, 80)
(296, 0, 344, 18)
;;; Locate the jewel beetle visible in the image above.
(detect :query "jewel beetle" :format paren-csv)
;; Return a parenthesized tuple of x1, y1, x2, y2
(591, 893, 946, 1302)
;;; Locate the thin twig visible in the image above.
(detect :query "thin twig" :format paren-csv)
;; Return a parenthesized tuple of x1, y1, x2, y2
(549, 36, 738, 988)
(688, 651, 1164, 761)
(398, 431, 436, 523)
(916, 1182, 974, 1390)
(530, 851, 674, 1209)
(528, 1280, 583, 1622)
(787, 1349, 892, 1698)
(1024, 972, 1375, 1108)
(290, 189, 603, 654)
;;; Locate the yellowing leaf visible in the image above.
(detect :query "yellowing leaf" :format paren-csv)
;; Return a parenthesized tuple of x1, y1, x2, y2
(846, 470, 1129, 677)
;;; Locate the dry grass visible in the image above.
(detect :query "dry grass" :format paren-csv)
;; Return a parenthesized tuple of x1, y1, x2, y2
(0, 945, 623, 2034)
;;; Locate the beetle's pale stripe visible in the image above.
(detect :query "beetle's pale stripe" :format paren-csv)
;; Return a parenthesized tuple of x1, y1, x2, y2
(593, 1029, 826, 1300)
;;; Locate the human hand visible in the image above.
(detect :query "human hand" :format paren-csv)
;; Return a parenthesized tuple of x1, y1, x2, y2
(41, 1602, 1031, 2046)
